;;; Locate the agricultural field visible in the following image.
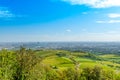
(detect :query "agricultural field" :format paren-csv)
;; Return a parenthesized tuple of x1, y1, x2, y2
(1, 48, 120, 80)
(40, 50, 120, 71)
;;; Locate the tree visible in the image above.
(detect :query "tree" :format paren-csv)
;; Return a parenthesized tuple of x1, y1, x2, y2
(14, 47, 41, 80)
(0, 49, 17, 80)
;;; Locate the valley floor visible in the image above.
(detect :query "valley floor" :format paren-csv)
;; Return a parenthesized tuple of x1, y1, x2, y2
(1, 48, 120, 80)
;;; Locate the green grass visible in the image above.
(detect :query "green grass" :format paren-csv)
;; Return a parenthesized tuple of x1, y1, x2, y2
(37, 50, 120, 73)
(1, 48, 120, 80)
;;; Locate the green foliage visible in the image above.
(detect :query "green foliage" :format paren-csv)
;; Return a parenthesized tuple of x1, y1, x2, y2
(101, 69, 115, 80)
(56, 52, 67, 57)
(0, 48, 120, 80)
(82, 66, 102, 80)
(0, 49, 17, 80)
(62, 68, 81, 80)
(14, 47, 41, 80)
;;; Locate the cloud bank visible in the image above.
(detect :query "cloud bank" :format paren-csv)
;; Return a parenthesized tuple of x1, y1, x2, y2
(96, 13, 120, 24)
(61, 0, 120, 8)
(108, 13, 120, 18)
(0, 7, 15, 18)
(96, 20, 120, 23)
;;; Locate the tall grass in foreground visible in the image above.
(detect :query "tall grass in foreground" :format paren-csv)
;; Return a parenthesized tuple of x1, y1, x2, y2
(0, 48, 120, 80)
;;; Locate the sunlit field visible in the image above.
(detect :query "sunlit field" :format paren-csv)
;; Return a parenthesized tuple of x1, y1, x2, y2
(1, 48, 120, 80)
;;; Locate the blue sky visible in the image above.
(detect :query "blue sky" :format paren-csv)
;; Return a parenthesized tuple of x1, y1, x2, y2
(1, 0, 120, 42)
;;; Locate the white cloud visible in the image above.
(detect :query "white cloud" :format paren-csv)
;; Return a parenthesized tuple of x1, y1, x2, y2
(96, 20, 120, 23)
(82, 12, 88, 14)
(66, 29, 71, 32)
(0, 7, 15, 19)
(0, 7, 25, 20)
(96, 20, 105, 23)
(107, 31, 118, 34)
(96, 13, 120, 23)
(61, 0, 120, 8)
(108, 13, 120, 18)
(108, 20, 120, 23)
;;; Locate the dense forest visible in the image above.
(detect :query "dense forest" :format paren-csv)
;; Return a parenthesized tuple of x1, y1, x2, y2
(0, 47, 120, 80)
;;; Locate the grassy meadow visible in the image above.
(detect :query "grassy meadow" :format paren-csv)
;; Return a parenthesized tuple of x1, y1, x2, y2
(1, 47, 120, 80)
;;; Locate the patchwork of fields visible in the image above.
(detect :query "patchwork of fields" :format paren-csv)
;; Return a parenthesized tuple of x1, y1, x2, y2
(1, 48, 120, 80)
(39, 50, 120, 71)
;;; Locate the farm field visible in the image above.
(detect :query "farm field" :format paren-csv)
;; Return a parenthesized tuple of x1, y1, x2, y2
(1, 48, 120, 80)
(40, 50, 120, 71)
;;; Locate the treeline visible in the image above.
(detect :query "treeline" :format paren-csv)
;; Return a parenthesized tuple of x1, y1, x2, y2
(0, 48, 120, 80)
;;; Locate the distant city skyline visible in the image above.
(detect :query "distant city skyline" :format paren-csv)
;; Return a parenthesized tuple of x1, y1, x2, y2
(1, 0, 120, 42)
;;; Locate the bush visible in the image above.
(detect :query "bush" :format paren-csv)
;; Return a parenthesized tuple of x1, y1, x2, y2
(0, 48, 119, 80)
(0, 49, 17, 80)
